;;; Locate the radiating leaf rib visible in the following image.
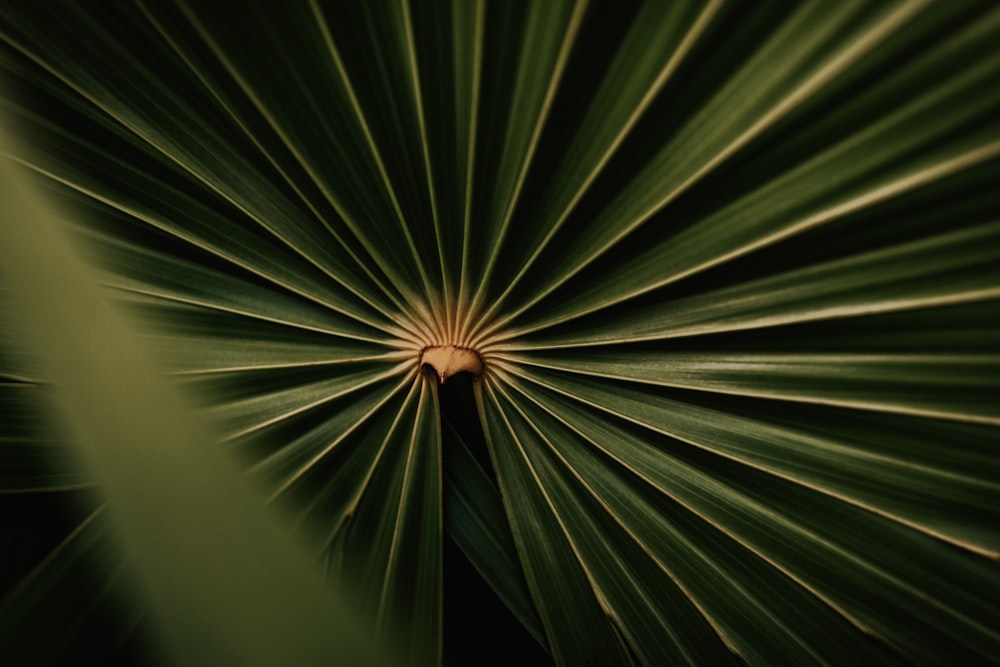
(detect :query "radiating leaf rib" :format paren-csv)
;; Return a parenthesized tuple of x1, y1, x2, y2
(469, 0, 722, 336)
(315, 376, 422, 562)
(476, 377, 635, 666)
(507, 136, 1000, 339)
(33, 194, 405, 344)
(463, 0, 586, 341)
(405, 0, 492, 339)
(199, 360, 413, 441)
(261, 374, 414, 517)
(399, 0, 449, 314)
(0, 92, 416, 340)
(503, 364, 1000, 555)
(121, 295, 411, 375)
(113, 289, 405, 351)
(325, 374, 442, 665)
(718, 469, 1000, 665)
(306, 0, 444, 319)
(134, 0, 422, 331)
(489, 368, 1000, 664)
(496, 350, 1000, 426)
(497, 371, 909, 666)
(0, 11, 419, 334)
(375, 376, 443, 665)
(154, 337, 409, 377)
(477, 0, 981, 338)
(88, 246, 402, 348)
(441, 419, 546, 648)
(1, 151, 414, 341)
(452, 0, 485, 337)
(171, 2, 440, 329)
(491, 378, 739, 666)
(500, 221, 1000, 347)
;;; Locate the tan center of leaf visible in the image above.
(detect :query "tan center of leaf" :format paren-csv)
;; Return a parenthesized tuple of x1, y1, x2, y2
(420, 345, 484, 383)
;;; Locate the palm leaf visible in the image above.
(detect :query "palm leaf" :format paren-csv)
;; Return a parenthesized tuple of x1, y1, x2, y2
(2, 1, 998, 665)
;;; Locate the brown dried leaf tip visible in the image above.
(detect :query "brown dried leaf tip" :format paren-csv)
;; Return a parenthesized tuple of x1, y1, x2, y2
(420, 345, 484, 384)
